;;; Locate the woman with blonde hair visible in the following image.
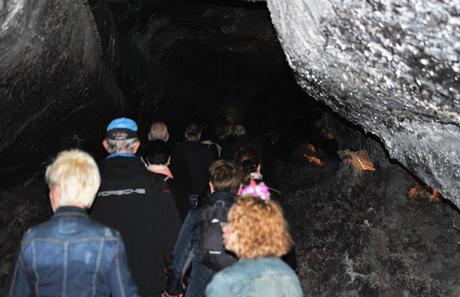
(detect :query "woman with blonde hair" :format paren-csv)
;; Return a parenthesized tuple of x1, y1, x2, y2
(205, 184, 303, 297)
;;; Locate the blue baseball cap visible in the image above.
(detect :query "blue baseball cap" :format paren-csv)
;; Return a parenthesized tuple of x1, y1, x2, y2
(106, 117, 138, 140)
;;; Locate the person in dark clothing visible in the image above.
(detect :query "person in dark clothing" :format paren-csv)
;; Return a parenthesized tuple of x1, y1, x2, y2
(148, 121, 192, 194)
(235, 148, 282, 201)
(163, 160, 243, 297)
(7, 149, 139, 297)
(220, 124, 250, 161)
(143, 140, 189, 220)
(179, 123, 215, 208)
(235, 148, 296, 270)
(200, 126, 222, 160)
(91, 118, 181, 297)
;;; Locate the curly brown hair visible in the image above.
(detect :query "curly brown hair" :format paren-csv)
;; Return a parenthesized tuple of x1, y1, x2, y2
(227, 196, 293, 259)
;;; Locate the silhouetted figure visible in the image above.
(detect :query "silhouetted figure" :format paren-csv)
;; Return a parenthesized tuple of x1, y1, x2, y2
(143, 140, 189, 220)
(148, 121, 192, 194)
(178, 123, 215, 207)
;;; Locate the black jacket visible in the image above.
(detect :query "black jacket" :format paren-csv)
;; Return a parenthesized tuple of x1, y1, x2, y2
(179, 141, 215, 196)
(169, 144, 193, 193)
(90, 156, 181, 296)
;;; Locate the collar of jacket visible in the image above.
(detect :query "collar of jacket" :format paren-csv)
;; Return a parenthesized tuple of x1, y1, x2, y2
(208, 191, 235, 207)
(107, 152, 136, 159)
(53, 206, 88, 218)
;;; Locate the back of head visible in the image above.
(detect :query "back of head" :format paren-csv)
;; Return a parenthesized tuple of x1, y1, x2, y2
(185, 123, 202, 141)
(45, 150, 101, 208)
(233, 124, 247, 137)
(105, 117, 139, 154)
(209, 160, 243, 194)
(235, 148, 260, 180)
(149, 121, 169, 142)
(227, 196, 292, 259)
(144, 140, 171, 165)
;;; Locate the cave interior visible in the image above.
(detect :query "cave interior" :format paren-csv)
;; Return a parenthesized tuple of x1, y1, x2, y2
(0, 0, 459, 296)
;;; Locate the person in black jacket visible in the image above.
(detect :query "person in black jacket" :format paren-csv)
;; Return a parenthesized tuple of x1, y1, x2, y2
(143, 140, 189, 220)
(178, 123, 215, 208)
(163, 160, 243, 297)
(90, 118, 181, 297)
(148, 121, 192, 194)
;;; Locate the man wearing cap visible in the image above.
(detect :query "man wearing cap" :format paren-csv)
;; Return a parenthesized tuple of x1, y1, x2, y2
(91, 117, 181, 297)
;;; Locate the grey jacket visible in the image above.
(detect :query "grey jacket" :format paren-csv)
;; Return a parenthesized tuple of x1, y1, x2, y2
(206, 257, 303, 297)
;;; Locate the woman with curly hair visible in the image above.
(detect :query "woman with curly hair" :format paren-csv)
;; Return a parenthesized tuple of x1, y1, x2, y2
(205, 191, 303, 297)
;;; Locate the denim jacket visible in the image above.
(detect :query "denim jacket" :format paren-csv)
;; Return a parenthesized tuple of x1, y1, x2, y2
(7, 206, 139, 297)
(205, 257, 304, 297)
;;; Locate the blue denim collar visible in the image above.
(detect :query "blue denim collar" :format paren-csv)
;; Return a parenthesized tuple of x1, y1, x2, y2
(107, 153, 136, 159)
(53, 206, 88, 217)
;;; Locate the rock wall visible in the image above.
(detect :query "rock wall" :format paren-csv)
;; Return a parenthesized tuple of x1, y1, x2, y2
(267, 0, 460, 209)
(0, 0, 124, 178)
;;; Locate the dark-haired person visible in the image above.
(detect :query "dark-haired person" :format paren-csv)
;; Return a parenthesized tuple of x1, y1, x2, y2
(148, 121, 192, 195)
(143, 140, 189, 220)
(206, 194, 303, 297)
(178, 123, 215, 208)
(7, 150, 139, 297)
(91, 118, 180, 297)
(163, 160, 243, 297)
(235, 148, 281, 201)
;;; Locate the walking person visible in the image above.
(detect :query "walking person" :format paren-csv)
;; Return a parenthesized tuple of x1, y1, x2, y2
(91, 117, 180, 297)
(7, 149, 139, 297)
(178, 123, 215, 208)
(163, 160, 243, 297)
(148, 121, 192, 194)
(206, 187, 303, 297)
(143, 139, 189, 220)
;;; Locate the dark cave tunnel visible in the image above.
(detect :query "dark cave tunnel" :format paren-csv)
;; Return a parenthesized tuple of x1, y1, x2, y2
(1, 0, 460, 296)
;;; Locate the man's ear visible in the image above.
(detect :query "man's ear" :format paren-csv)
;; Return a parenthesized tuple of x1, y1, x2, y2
(102, 139, 110, 152)
(209, 182, 215, 193)
(132, 140, 141, 154)
(147, 133, 152, 141)
(49, 186, 61, 212)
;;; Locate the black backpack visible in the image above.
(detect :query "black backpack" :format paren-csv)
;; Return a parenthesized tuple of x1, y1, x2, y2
(199, 200, 237, 271)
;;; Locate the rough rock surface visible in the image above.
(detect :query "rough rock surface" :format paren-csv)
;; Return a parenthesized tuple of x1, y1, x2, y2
(276, 153, 460, 297)
(0, 0, 124, 179)
(267, 0, 460, 209)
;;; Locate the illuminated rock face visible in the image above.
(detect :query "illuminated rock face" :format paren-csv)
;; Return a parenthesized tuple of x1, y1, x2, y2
(0, 1, 99, 149)
(0, 1, 123, 175)
(267, 0, 460, 209)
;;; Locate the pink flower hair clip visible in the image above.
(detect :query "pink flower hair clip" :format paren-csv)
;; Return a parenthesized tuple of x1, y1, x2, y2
(240, 180, 270, 200)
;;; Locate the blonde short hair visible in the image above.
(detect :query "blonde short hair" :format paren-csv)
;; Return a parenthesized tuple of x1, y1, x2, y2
(45, 150, 101, 208)
(227, 196, 292, 259)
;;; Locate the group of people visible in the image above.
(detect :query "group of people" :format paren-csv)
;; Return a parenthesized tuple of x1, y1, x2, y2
(6, 117, 303, 297)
